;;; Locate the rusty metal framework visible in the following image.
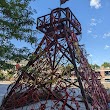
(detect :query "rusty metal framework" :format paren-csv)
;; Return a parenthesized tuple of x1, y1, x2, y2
(1, 7, 108, 110)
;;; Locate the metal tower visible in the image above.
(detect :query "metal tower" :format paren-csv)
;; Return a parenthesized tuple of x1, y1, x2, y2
(1, 7, 108, 110)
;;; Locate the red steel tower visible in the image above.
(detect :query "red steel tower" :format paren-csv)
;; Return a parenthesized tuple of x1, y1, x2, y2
(1, 7, 108, 110)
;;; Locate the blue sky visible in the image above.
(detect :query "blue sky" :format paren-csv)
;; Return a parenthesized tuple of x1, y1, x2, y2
(13, 0, 110, 66)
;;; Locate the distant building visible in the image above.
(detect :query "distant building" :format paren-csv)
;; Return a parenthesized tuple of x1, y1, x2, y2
(95, 67, 110, 81)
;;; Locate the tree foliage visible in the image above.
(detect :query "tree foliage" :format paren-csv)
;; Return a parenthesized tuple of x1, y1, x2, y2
(0, 0, 37, 70)
(0, 73, 5, 80)
(90, 64, 100, 70)
(101, 62, 110, 68)
(61, 64, 74, 76)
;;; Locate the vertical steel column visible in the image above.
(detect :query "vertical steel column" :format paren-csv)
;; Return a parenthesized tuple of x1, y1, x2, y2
(64, 30, 90, 110)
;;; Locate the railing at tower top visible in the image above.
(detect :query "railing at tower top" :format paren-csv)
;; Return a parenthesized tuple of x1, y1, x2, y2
(37, 7, 81, 35)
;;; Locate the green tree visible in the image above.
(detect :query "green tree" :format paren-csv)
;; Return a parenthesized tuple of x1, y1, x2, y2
(90, 64, 100, 70)
(61, 64, 74, 76)
(0, 71, 5, 80)
(0, 0, 37, 70)
(101, 62, 110, 68)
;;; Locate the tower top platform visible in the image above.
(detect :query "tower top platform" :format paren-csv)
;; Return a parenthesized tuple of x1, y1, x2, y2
(37, 7, 81, 35)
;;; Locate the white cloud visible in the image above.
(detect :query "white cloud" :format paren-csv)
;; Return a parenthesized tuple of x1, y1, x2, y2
(104, 45, 110, 49)
(90, 18, 102, 27)
(103, 32, 110, 38)
(91, 18, 96, 22)
(87, 30, 92, 33)
(89, 54, 93, 57)
(87, 18, 102, 35)
(90, 22, 97, 26)
(90, 0, 101, 9)
(93, 34, 98, 38)
(90, 18, 97, 26)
